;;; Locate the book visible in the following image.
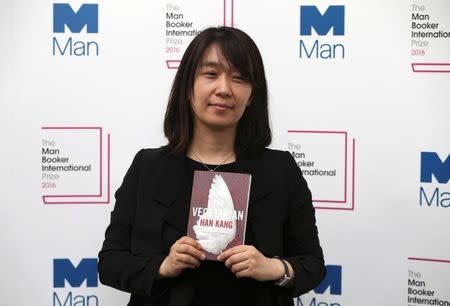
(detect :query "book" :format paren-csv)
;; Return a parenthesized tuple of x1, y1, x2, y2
(187, 170, 252, 260)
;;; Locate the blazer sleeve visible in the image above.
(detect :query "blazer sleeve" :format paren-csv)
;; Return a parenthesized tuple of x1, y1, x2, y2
(282, 151, 326, 297)
(98, 149, 169, 298)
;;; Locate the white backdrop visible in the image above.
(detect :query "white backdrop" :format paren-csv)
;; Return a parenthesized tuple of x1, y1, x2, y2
(1, 0, 449, 305)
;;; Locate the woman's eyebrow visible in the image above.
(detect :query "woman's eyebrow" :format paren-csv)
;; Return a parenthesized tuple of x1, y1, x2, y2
(199, 61, 240, 74)
(198, 61, 221, 68)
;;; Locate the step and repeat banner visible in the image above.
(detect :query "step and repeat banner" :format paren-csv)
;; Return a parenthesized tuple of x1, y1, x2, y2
(1, 0, 449, 305)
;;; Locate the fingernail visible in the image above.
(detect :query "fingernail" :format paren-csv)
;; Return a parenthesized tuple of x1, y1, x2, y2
(202, 253, 206, 260)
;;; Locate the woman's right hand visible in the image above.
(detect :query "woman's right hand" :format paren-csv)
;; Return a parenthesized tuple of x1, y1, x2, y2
(158, 236, 206, 278)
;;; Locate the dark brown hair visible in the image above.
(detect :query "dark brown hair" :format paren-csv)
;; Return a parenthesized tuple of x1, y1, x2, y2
(162, 26, 271, 158)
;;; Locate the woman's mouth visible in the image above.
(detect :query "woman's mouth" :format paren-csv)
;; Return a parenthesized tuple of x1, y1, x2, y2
(208, 103, 233, 110)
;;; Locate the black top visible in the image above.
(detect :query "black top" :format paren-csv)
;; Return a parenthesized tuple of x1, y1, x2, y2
(185, 157, 245, 306)
(98, 148, 326, 306)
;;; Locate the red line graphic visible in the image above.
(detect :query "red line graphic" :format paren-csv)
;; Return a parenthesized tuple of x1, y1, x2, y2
(411, 63, 450, 73)
(223, 0, 226, 26)
(408, 257, 450, 264)
(41, 127, 111, 204)
(288, 130, 348, 203)
(287, 130, 356, 211)
(316, 138, 356, 211)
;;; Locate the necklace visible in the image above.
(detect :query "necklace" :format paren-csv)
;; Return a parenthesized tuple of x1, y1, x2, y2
(192, 152, 234, 172)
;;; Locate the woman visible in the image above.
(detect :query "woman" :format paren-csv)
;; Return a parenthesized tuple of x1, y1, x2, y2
(98, 26, 325, 306)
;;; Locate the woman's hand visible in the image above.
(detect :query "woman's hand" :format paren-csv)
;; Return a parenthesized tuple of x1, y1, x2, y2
(217, 245, 290, 281)
(158, 236, 206, 278)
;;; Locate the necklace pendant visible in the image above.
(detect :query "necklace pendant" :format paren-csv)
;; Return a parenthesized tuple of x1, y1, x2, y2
(192, 152, 234, 172)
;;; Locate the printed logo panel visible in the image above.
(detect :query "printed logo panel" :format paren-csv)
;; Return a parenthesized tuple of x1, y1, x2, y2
(41, 127, 110, 204)
(410, 1, 450, 73)
(53, 258, 99, 305)
(165, 0, 234, 69)
(52, 3, 100, 56)
(53, 4, 98, 33)
(287, 130, 356, 211)
(407, 257, 450, 305)
(300, 5, 344, 36)
(54, 258, 98, 288)
(295, 264, 343, 306)
(419, 151, 449, 208)
(420, 152, 450, 184)
(299, 5, 346, 60)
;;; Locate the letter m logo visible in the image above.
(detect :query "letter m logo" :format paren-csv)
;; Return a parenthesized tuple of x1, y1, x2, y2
(53, 258, 98, 288)
(300, 5, 345, 36)
(314, 265, 342, 295)
(421, 152, 450, 184)
(53, 3, 98, 33)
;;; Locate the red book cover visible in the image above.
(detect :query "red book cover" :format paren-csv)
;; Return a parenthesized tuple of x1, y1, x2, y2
(187, 170, 252, 260)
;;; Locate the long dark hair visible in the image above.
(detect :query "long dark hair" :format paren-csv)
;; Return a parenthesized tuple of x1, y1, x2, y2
(162, 26, 271, 158)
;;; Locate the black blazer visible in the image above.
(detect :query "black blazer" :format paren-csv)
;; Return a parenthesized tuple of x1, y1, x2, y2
(98, 148, 325, 306)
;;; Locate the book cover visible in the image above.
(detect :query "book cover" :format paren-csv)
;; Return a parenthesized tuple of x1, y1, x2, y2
(187, 170, 252, 260)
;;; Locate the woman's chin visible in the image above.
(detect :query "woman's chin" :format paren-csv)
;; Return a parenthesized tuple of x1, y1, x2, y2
(196, 119, 238, 132)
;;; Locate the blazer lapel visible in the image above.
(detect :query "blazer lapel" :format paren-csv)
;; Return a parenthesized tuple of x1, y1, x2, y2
(151, 154, 196, 306)
(237, 155, 271, 209)
(153, 153, 185, 206)
(238, 154, 283, 256)
(153, 154, 191, 234)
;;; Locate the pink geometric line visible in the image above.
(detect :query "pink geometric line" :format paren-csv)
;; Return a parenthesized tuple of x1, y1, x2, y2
(408, 257, 450, 264)
(166, 0, 235, 69)
(41, 127, 103, 129)
(288, 130, 347, 134)
(223, 0, 234, 27)
(223, 0, 226, 26)
(42, 134, 111, 204)
(287, 130, 347, 203)
(100, 130, 102, 196)
(166, 60, 181, 69)
(345, 133, 347, 203)
(231, 0, 234, 27)
(315, 132, 348, 203)
(316, 138, 356, 211)
(411, 63, 450, 73)
(351, 138, 355, 210)
(41, 127, 111, 204)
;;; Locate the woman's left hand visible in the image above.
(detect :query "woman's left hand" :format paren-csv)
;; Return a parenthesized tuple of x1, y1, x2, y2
(217, 245, 285, 281)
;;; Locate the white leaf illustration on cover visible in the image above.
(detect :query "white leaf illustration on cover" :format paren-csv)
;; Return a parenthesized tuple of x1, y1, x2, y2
(193, 174, 236, 255)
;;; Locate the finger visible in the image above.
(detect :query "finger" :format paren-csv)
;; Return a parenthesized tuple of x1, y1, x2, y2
(185, 264, 200, 270)
(175, 253, 202, 268)
(217, 245, 248, 261)
(235, 267, 251, 278)
(230, 260, 249, 274)
(224, 252, 248, 268)
(175, 243, 206, 260)
(177, 236, 203, 249)
(178, 262, 199, 270)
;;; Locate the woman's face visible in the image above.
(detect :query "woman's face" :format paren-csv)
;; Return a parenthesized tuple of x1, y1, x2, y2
(190, 43, 252, 132)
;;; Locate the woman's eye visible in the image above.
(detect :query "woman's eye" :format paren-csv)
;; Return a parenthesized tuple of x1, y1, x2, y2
(204, 71, 217, 77)
(233, 75, 246, 82)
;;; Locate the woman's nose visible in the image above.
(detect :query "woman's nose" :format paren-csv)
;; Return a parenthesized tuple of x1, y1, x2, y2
(215, 75, 232, 98)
